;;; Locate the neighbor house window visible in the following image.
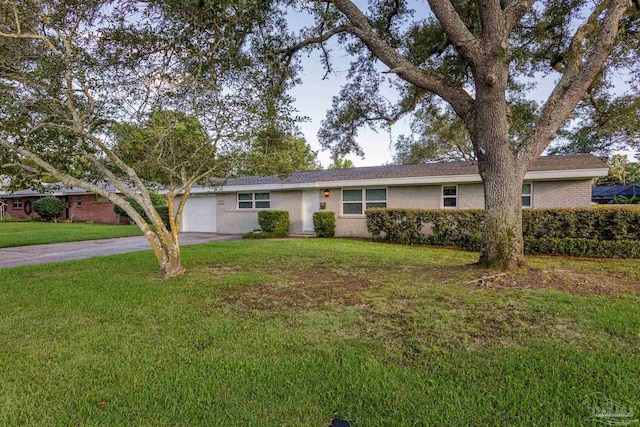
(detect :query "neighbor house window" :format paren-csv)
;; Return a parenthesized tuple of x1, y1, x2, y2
(442, 185, 458, 208)
(342, 188, 387, 215)
(237, 192, 270, 209)
(522, 183, 532, 208)
(77, 196, 82, 207)
(12, 198, 22, 209)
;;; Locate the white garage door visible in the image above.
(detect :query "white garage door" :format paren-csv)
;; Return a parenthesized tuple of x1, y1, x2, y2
(181, 195, 217, 233)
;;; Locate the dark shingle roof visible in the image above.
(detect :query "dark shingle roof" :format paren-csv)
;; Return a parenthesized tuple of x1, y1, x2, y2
(224, 154, 606, 186)
(1, 183, 118, 198)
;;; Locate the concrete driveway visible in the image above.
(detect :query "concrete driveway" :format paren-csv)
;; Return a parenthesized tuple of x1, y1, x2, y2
(0, 233, 241, 269)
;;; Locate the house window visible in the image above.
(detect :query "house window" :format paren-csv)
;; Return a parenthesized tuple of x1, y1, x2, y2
(522, 183, 532, 208)
(77, 196, 82, 207)
(342, 188, 387, 215)
(12, 198, 22, 209)
(238, 192, 270, 209)
(442, 185, 458, 208)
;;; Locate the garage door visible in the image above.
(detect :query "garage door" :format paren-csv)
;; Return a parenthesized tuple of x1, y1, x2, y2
(181, 195, 217, 233)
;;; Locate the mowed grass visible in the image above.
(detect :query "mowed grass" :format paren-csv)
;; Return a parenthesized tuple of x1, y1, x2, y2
(0, 222, 141, 248)
(0, 239, 638, 426)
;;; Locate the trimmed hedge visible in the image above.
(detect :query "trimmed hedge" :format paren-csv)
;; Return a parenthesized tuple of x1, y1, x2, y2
(242, 231, 283, 239)
(313, 211, 336, 237)
(522, 208, 640, 241)
(524, 237, 640, 258)
(367, 209, 483, 248)
(258, 210, 290, 237)
(366, 207, 640, 258)
(33, 197, 64, 221)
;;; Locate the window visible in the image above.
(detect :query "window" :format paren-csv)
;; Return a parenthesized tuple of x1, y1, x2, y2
(12, 198, 22, 209)
(342, 188, 387, 215)
(442, 185, 458, 208)
(77, 196, 82, 207)
(522, 183, 532, 208)
(238, 192, 270, 209)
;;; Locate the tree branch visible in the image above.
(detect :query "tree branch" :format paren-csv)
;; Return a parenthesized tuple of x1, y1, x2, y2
(287, 0, 477, 130)
(425, 0, 482, 64)
(0, 138, 148, 230)
(504, 0, 536, 33)
(517, 0, 632, 163)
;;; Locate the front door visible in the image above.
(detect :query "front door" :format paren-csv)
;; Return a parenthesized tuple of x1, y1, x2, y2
(301, 190, 320, 232)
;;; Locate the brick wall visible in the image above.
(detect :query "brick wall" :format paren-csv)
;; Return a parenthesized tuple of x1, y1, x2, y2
(315, 180, 594, 237)
(215, 190, 304, 234)
(67, 195, 126, 224)
(210, 179, 595, 236)
(531, 180, 593, 208)
(3, 194, 126, 224)
(5, 196, 38, 219)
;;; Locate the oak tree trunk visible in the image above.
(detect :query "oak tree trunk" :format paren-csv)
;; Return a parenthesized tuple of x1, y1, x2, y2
(477, 163, 527, 270)
(473, 61, 527, 270)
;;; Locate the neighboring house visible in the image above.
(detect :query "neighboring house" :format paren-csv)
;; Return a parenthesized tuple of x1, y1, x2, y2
(0, 186, 126, 224)
(177, 154, 608, 237)
(592, 184, 640, 204)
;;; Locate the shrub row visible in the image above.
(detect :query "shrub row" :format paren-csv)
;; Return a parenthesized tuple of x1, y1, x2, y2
(366, 207, 640, 258)
(524, 237, 640, 258)
(313, 211, 335, 237)
(367, 208, 483, 248)
(522, 208, 640, 241)
(242, 231, 284, 239)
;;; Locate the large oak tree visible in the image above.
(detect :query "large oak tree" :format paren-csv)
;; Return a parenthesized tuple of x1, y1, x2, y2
(281, 0, 639, 269)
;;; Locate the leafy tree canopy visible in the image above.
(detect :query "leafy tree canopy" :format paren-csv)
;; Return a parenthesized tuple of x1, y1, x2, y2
(596, 154, 640, 186)
(328, 157, 354, 169)
(112, 110, 220, 188)
(240, 128, 320, 176)
(551, 92, 640, 158)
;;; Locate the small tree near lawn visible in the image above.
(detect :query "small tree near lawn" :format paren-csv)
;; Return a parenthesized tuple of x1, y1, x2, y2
(0, 0, 287, 277)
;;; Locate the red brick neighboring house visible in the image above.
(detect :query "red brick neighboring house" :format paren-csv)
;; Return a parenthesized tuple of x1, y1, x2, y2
(0, 186, 128, 224)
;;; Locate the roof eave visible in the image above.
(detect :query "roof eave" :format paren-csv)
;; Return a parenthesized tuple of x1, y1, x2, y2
(188, 167, 608, 194)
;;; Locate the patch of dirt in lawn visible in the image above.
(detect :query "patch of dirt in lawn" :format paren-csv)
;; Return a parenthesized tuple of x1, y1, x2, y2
(222, 269, 371, 311)
(460, 266, 640, 295)
(206, 266, 239, 278)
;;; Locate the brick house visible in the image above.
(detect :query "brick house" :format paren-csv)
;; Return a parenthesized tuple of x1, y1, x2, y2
(0, 186, 127, 224)
(174, 154, 608, 236)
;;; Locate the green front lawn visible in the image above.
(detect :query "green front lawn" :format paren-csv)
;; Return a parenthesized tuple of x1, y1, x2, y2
(0, 222, 141, 248)
(0, 239, 638, 425)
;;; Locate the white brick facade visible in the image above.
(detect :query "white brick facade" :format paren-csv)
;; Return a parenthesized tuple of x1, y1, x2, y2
(212, 179, 594, 237)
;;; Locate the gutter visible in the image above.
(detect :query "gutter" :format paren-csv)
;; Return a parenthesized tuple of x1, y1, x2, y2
(186, 167, 609, 195)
